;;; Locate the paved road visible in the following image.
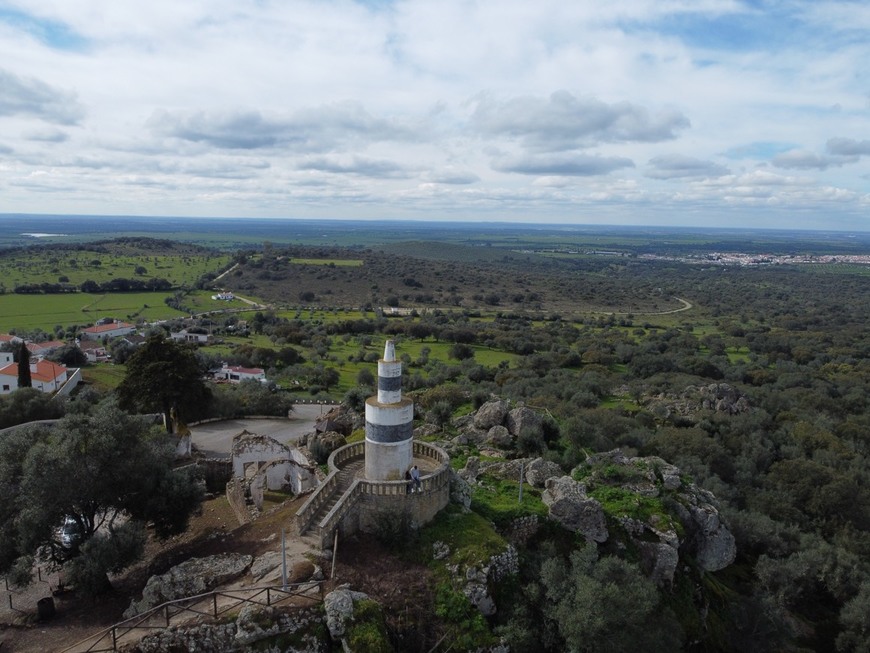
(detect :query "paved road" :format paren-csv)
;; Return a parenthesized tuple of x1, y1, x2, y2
(190, 404, 336, 458)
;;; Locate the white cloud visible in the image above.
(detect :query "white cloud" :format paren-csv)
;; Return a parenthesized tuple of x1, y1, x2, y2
(0, 0, 866, 229)
(772, 148, 858, 170)
(0, 68, 84, 125)
(646, 154, 729, 179)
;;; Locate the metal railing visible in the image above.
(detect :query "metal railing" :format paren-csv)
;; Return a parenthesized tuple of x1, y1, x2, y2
(59, 581, 323, 653)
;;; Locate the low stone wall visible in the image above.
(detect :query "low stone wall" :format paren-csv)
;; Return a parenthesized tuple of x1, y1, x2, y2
(197, 459, 233, 494)
(226, 477, 252, 525)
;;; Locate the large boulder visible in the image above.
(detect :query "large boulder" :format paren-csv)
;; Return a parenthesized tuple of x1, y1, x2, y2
(525, 457, 563, 487)
(486, 424, 513, 448)
(308, 431, 346, 461)
(473, 400, 509, 430)
(542, 476, 608, 543)
(125, 554, 253, 617)
(323, 585, 373, 640)
(479, 458, 526, 482)
(506, 406, 543, 439)
(686, 500, 737, 572)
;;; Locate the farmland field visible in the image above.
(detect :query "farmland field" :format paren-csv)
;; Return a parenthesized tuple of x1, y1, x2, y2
(0, 249, 232, 290)
(0, 292, 186, 331)
(0, 290, 262, 333)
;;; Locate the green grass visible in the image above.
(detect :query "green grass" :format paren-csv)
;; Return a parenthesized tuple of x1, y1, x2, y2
(417, 505, 507, 567)
(471, 477, 549, 527)
(81, 363, 127, 391)
(588, 486, 681, 535)
(0, 251, 231, 288)
(0, 292, 191, 332)
(725, 346, 751, 363)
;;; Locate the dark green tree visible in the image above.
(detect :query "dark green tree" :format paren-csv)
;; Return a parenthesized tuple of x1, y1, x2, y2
(540, 545, 684, 653)
(0, 402, 203, 595)
(116, 334, 211, 432)
(16, 342, 31, 388)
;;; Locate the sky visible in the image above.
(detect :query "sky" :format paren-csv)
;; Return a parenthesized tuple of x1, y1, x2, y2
(0, 0, 868, 230)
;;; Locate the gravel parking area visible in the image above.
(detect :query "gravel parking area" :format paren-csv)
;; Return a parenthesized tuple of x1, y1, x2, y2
(190, 404, 337, 458)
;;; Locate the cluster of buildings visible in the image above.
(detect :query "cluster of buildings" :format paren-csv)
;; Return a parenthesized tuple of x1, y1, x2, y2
(0, 319, 268, 397)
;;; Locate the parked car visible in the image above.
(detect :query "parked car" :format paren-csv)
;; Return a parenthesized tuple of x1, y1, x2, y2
(59, 517, 83, 547)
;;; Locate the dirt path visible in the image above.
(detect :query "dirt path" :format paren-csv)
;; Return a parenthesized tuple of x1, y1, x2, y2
(0, 496, 313, 653)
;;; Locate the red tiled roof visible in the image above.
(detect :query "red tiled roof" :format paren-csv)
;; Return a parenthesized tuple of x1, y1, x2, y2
(225, 365, 265, 375)
(82, 322, 134, 334)
(27, 340, 66, 352)
(31, 360, 67, 382)
(0, 360, 67, 382)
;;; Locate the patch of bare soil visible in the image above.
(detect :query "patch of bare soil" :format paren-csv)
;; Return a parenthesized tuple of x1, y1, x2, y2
(0, 495, 308, 653)
(332, 534, 443, 653)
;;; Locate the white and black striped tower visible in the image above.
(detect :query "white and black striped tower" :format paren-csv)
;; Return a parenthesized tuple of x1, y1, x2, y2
(364, 340, 414, 480)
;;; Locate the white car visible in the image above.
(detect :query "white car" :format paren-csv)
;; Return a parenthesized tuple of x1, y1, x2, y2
(59, 517, 83, 547)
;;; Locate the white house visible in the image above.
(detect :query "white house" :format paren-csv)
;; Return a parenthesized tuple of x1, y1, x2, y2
(81, 321, 136, 340)
(215, 363, 267, 384)
(26, 340, 66, 356)
(0, 358, 69, 395)
(170, 329, 212, 344)
(77, 340, 109, 363)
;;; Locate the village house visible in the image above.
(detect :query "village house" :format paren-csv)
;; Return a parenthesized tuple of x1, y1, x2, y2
(170, 329, 212, 344)
(214, 363, 267, 384)
(0, 334, 23, 347)
(77, 339, 110, 363)
(26, 340, 66, 357)
(0, 356, 69, 395)
(80, 320, 137, 340)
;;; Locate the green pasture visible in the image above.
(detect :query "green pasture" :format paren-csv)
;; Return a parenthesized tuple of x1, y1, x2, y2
(0, 288, 265, 333)
(0, 292, 190, 332)
(0, 251, 232, 289)
(81, 363, 127, 391)
(726, 346, 752, 363)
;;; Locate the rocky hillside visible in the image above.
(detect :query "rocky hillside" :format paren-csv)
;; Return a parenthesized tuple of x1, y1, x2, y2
(122, 398, 738, 652)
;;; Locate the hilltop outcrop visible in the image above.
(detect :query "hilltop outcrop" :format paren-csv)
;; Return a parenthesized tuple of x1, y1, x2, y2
(453, 402, 737, 587)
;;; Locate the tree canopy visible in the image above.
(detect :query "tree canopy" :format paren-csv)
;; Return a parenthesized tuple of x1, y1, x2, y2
(0, 401, 202, 595)
(116, 334, 211, 431)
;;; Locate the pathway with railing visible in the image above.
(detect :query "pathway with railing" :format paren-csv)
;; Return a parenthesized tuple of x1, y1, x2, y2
(58, 581, 323, 653)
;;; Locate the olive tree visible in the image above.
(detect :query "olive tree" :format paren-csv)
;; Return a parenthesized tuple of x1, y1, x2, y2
(0, 402, 203, 595)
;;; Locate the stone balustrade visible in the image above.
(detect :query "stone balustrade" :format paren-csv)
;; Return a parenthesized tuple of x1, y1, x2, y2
(299, 438, 452, 545)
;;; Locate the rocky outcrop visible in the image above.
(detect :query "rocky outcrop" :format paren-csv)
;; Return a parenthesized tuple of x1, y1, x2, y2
(645, 382, 751, 421)
(324, 585, 370, 639)
(525, 457, 564, 487)
(129, 605, 327, 652)
(439, 542, 519, 618)
(682, 493, 737, 572)
(474, 400, 509, 430)
(569, 450, 737, 583)
(486, 424, 513, 447)
(450, 468, 473, 511)
(541, 476, 609, 543)
(125, 554, 254, 617)
(315, 403, 362, 436)
(505, 406, 543, 439)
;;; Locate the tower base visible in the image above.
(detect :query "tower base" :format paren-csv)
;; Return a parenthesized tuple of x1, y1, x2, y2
(364, 437, 413, 481)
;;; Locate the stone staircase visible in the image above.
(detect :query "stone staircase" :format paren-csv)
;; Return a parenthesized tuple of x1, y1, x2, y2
(298, 459, 364, 544)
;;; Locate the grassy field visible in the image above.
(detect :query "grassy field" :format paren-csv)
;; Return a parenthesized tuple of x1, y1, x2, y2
(0, 292, 189, 332)
(0, 250, 232, 289)
(0, 289, 264, 333)
(81, 363, 127, 391)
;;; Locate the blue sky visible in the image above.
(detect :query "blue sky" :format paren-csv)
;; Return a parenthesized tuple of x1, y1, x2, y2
(0, 0, 868, 230)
